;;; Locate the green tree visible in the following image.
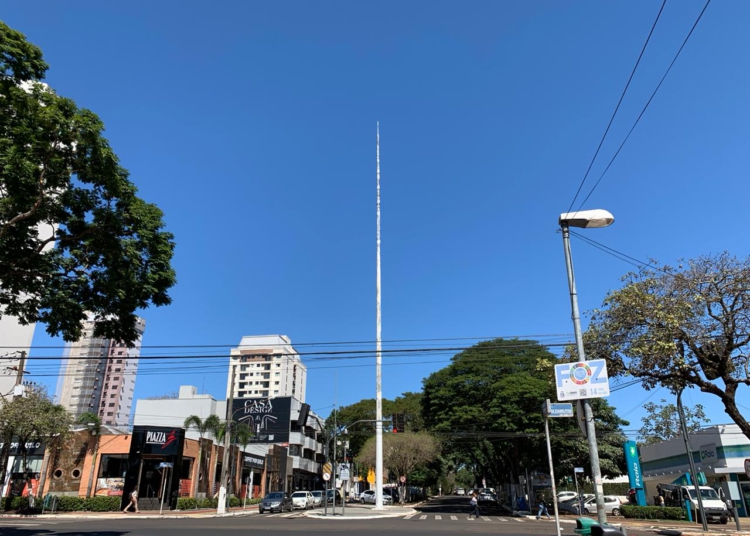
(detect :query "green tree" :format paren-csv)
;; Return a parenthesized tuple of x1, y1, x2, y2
(355, 431, 439, 502)
(0, 386, 72, 504)
(583, 253, 750, 440)
(421, 339, 627, 486)
(637, 399, 709, 445)
(0, 22, 176, 345)
(76, 412, 101, 498)
(184, 414, 221, 496)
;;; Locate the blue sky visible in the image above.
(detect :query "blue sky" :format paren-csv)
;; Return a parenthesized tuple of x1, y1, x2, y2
(4, 0, 750, 438)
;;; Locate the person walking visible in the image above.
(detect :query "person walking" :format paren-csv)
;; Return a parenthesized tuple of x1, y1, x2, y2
(469, 492, 480, 519)
(123, 488, 140, 513)
(536, 496, 551, 520)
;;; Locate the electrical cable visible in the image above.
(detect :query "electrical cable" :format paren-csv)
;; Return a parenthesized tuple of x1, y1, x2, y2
(576, 0, 713, 209)
(568, 0, 667, 212)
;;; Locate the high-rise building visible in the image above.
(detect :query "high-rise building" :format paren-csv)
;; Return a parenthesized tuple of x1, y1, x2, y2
(228, 335, 306, 402)
(57, 315, 145, 426)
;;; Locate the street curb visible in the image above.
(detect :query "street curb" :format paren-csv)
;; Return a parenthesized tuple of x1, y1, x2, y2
(305, 507, 417, 520)
(0, 509, 259, 520)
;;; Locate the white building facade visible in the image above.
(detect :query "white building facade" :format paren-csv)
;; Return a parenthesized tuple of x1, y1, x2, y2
(227, 335, 306, 402)
(56, 315, 145, 426)
(640, 424, 750, 517)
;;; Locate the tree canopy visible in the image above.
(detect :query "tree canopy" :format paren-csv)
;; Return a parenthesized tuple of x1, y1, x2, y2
(421, 339, 627, 485)
(583, 253, 750, 440)
(0, 22, 175, 344)
(637, 398, 709, 445)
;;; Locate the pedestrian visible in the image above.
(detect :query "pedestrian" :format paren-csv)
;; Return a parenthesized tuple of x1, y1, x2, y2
(469, 492, 480, 519)
(123, 488, 140, 513)
(536, 496, 551, 520)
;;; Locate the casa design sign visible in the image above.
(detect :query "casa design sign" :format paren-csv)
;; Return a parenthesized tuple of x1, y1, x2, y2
(232, 397, 292, 443)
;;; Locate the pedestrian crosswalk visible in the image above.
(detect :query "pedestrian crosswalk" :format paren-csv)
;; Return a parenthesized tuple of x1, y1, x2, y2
(403, 514, 527, 523)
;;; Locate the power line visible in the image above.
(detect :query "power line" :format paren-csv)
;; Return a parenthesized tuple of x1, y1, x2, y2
(568, 0, 667, 212)
(576, 0, 713, 209)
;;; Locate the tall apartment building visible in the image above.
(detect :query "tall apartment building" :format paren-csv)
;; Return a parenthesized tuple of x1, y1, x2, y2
(228, 335, 306, 402)
(56, 315, 146, 426)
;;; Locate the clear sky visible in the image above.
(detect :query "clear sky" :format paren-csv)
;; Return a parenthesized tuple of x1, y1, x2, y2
(4, 0, 750, 440)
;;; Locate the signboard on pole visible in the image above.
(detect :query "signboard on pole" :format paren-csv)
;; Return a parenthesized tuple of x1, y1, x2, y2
(542, 400, 574, 418)
(400, 476, 406, 484)
(323, 462, 332, 476)
(339, 464, 350, 481)
(555, 360, 610, 401)
(574, 467, 584, 473)
(322, 473, 331, 481)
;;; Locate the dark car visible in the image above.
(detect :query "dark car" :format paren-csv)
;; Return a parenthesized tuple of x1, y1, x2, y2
(259, 492, 293, 513)
(326, 489, 344, 504)
(383, 488, 400, 503)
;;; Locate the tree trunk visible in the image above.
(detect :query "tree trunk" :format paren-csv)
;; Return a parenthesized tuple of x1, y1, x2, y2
(85, 438, 100, 498)
(192, 438, 203, 498)
(720, 385, 750, 440)
(0, 442, 11, 502)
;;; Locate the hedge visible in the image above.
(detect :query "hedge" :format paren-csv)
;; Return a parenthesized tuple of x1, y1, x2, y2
(4, 495, 122, 513)
(556, 483, 631, 496)
(176, 497, 262, 510)
(621, 505, 684, 520)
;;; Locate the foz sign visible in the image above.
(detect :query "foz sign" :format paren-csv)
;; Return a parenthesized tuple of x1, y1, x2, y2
(554, 359, 610, 401)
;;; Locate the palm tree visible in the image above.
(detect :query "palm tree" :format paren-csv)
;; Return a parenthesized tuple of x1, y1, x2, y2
(77, 412, 102, 498)
(184, 414, 221, 498)
(231, 423, 254, 502)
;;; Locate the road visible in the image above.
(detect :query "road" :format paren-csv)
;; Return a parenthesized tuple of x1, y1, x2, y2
(0, 496, 654, 536)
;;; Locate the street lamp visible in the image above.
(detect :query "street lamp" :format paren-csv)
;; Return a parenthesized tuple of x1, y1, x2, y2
(559, 208, 614, 526)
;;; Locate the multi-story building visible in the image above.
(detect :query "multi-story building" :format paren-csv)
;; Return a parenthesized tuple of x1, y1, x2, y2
(227, 335, 306, 402)
(56, 315, 145, 426)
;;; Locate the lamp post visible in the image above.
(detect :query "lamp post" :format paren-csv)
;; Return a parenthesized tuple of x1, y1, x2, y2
(677, 388, 708, 531)
(559, 209, 614, 526)
(217, 365, 236, 515)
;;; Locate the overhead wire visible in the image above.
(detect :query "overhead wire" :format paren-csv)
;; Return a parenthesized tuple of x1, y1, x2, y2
(576, 0, 713, 209)
(567, 0, 667, 212)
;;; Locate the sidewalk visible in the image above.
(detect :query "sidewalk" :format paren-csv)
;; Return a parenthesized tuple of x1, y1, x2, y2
(529, 515, 750, 535)
(0, 505, 260, 520)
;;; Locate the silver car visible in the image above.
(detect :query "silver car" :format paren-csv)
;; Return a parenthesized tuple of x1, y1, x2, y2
(259, 492, 293, 513)
(582, 496, 622, 516)
(311, 490, 324, 507)
(360, 490, 393, 504)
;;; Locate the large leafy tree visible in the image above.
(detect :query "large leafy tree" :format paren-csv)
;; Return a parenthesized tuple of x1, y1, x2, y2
(0, 386, 72, 503)
(421, 339, 627, 486)
(0, 22, 175, 345)
(583, 253, 750, 440)
(637, 399, 709, 445)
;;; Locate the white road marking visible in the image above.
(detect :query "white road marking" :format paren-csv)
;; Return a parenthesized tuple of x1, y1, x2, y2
(419, 515, 427, 520)
(481, 516, 491, 521)
(450, 515, 458, 520)
(513, 517, 525, 522)
(404, 514, 415, 519)
(497, 517, 508, 521)
(435, 515, 442, 520)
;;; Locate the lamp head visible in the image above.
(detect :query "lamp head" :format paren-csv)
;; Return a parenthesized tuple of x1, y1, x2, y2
(559, 209, 614, 229)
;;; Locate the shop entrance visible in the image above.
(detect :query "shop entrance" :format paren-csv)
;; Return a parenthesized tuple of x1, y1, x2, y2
(137, 456, 167, 500)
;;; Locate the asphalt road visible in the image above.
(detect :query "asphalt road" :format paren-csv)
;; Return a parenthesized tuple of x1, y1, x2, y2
(0, 496, 655, 536)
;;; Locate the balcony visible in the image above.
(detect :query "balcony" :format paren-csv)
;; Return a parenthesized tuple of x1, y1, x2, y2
(292, 457, 319, 474)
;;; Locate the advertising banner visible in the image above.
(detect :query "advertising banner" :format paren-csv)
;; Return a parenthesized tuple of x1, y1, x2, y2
(232, 397, 292, 443)
(624, 441, 646, 506)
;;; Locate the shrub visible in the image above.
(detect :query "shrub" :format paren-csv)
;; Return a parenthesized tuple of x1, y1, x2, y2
(228, 496, 241, 507)
(55, 496, 86, 512)
(85, 496, 121, 512)
(621, 505, 684, 520)
(197, 497, 217, 509)
(177, 497, 198, 510)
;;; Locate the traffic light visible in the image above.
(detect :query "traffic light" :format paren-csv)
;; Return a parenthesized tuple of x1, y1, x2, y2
(392, 413, 405, 433)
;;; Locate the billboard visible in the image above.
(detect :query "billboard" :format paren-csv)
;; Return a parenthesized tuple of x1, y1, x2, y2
(555, 359, 610, 401)
(232, 397, 292, 443)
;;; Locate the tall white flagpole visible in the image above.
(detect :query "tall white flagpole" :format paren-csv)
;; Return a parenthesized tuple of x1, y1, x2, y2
(375, 121, 384, 510)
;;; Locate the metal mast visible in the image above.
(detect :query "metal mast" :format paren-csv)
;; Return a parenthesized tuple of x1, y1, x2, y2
(375, 121, 384, 509)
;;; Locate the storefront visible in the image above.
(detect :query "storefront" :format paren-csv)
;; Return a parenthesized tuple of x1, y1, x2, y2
(640, 424, 750, 517)
(1, 440, 45, 502)
(241, 453, 264, 499)
(122, 426, 185, 510)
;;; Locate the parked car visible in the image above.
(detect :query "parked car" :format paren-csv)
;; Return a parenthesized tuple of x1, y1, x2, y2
(326, 489, 344, 504)
(291, 491, 315, 509)
(311, 490, 324, 507)
(360, 490, 393, 504)
(259, 492, 293, 513)
(557, 491, 578, 503)
(478, 489, 497, 502)
(456, 488, 466, 496)
(384, 487, 400, 502)
(582, 496, 622, 516)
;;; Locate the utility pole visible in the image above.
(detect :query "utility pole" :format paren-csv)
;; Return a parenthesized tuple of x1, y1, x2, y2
(677, 388, 708, 531)
(374, 121, 384, 510)
(217, 365, 236, 515)
(15, 351, 27, 387)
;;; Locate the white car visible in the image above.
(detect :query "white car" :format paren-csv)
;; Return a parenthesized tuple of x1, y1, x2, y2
(583, 496, 622, 516)
(360, 490, 393, 504)
(557, 491, 578, 503)
(291, 491, 315, 509)
(456, 488, 466, 495)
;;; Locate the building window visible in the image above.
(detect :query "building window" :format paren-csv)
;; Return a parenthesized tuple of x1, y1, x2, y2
(107, 412, 113, 416)
(275, 381, 279, 385)
(108, 403, 115, 407)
